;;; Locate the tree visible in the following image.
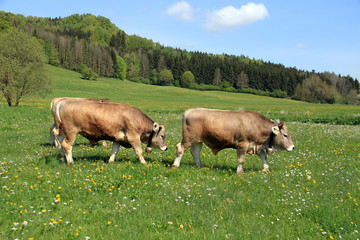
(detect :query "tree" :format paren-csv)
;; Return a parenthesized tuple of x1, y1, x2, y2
(293, 75, 336, 104)
(43, 38, 60, 66)
(236, 71, 249, 89)
(0, 14, 12, 32)
(181, 71, 195, 88)
(124, 52, 140, 81)
(150, 69, 158, 85)
(213, 67, 221, 86)
(78, 64, 95, 80)
(141, 53, 150, 79)
(0, 29, 51, 106)
(158, 69, 173, 86)
(114, 56, 126, 80)
(157, 55, 166, 72)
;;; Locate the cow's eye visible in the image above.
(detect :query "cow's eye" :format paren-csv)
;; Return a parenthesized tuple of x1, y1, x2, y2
(161, 135, 164, 139)
(284, 134, 288, 138)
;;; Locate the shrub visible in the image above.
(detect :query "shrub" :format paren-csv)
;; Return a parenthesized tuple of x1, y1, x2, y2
(78, 64, 96, 80)
(158, 69, 173, 86)
(293, 75, 336, 103)
(181, 71, 195, 88)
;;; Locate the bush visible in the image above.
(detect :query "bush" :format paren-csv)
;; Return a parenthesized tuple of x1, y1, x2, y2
(294, 75, 336, 103)
(181, 71, 195, 88)
(78, 64, 96, 80)
(158, 69, 173, 86)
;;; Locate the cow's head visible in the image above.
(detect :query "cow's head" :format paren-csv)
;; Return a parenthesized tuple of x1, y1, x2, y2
(146, 123, 167, 153)
(271, 122, 295, 152)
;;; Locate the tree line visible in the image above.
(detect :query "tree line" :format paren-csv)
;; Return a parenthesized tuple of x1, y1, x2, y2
(1, 11, 359, 104)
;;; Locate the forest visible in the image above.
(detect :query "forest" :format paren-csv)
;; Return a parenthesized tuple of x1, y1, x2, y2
(0, 11, 359, 104)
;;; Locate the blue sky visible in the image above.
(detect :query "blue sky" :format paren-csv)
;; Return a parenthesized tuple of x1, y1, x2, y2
(1, 0, 360, 80)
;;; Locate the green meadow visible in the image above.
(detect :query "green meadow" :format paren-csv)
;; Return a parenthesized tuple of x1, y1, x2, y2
(0, 65, 359, 239)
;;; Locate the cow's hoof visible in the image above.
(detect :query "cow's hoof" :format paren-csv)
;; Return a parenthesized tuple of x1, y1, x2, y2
(263, 164, 270, 172)
(172, 164, 179, 168)
(236, 169, 244, 174)
(140, 160, 147, 165)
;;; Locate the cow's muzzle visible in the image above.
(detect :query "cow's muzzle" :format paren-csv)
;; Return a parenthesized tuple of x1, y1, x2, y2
(287, 145, 295, 151)
(161, 146, 168, 151)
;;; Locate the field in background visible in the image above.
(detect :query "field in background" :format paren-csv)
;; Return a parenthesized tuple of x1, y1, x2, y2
(0, 65, 359, 239)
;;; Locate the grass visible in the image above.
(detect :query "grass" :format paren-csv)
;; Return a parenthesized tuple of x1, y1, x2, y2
(0, 65, 359, 239)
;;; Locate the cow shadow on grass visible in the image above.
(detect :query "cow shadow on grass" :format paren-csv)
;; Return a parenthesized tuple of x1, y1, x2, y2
(44, 148, 262, 173)
(41, 143, 52, 147)
(44, 153, 155, 166)
(41, 141, 107, 148)
(161, 159, 263, 174)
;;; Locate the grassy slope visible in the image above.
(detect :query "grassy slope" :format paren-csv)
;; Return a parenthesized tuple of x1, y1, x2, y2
(46, 65, 359, 124)
(0, 65, 359, 239)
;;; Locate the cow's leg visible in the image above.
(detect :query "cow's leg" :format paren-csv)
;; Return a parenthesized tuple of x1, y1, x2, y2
(108, 142, 120, 163)
(128, 137, 147, 165)
(54, 129, 61, 149)
(190, 142, 203, 168)
(58, 134, 66, 162)
(50, 124, 55, 146)
(61, 134, 76, 165)
(172, 141, 192, 167)
(236, 149, 246, 174)
(258, 149, 269, 172)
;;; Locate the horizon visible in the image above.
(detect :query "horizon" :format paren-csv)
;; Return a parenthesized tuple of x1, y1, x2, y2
(1, 0, 359, 81)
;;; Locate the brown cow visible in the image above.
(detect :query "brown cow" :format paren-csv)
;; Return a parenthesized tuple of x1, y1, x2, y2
(172, 108, 294, 173)
(55, 99, 167, 165)
(50, 97, 109, 148)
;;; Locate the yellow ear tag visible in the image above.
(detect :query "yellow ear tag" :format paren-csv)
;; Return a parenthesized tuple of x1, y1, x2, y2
(272, 126, 280, 135)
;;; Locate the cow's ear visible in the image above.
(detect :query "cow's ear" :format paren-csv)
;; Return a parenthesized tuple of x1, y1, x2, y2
(278, 122, 284, 129)
(153, 123, 160, 133)
(272, 125, 280, 135)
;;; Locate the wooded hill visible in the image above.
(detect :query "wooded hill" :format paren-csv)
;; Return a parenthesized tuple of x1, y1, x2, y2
(1, 11, 359, 104)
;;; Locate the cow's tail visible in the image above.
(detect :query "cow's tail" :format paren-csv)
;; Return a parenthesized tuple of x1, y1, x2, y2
(55, 100, 65, 136)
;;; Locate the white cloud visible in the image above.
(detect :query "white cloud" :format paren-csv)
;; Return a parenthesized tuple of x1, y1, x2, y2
(203, 2, 269, 33)
(166, 1, 195, 21)
(296, 43, 311, 49)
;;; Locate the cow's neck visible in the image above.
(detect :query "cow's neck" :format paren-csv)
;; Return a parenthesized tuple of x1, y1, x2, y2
(140, 120, 155, 145)
(255, 124, 276, 152)
(147, 129, 156, 148)
(268, 132, 276, 149)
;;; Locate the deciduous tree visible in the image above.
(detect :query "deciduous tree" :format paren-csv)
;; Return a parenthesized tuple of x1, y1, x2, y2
(181, 71, 195, 88)
(213, 67, 221, 86)
(0, 29, 51, 106)
(294, 75, 336, 104)
(158, 69, 173, 86)
(114, 56, 126, 80)
(236, 71, 249, 89)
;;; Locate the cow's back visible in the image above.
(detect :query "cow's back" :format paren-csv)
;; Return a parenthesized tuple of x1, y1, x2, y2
(183, 108, 273, 146)
(58, 100, 152, 139)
